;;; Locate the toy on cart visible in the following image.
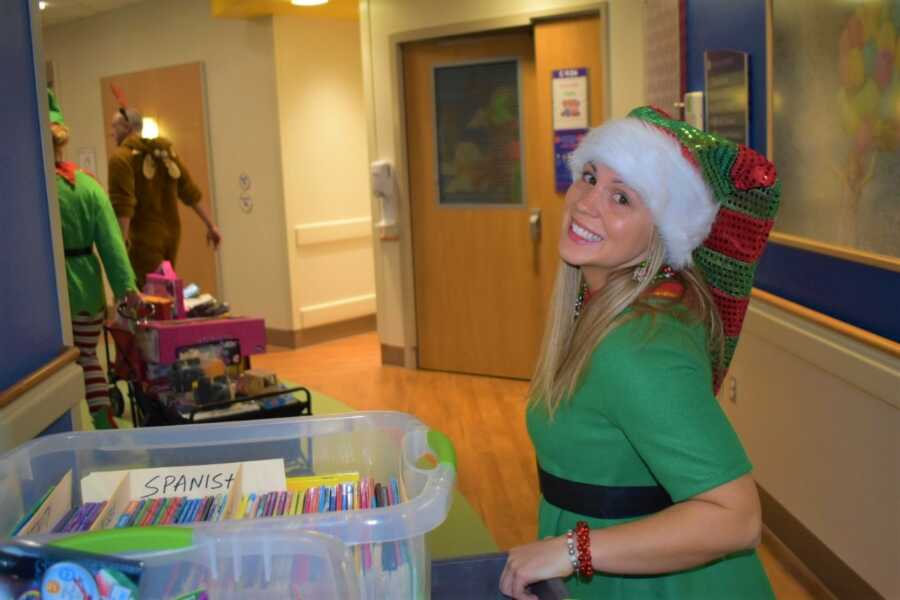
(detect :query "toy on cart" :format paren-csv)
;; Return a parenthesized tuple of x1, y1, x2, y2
(102, 262, 312, 426)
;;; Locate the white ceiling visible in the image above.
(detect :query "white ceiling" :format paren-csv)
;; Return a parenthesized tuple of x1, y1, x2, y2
(40, 0, 147, 27)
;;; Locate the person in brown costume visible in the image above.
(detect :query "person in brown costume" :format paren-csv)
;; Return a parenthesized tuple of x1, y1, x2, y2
(108, 107, 221, 287)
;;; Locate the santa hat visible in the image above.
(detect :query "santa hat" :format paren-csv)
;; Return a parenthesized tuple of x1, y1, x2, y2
(569, 106, 781, 390)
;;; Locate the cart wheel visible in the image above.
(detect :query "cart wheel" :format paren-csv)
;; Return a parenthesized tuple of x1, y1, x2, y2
(109, 385, 125, 417)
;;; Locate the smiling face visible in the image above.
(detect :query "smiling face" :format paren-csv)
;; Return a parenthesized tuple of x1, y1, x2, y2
(559, 162, 656, 289)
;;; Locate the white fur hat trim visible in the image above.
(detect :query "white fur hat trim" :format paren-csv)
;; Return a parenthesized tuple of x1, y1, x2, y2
(568, 118, 718, 270)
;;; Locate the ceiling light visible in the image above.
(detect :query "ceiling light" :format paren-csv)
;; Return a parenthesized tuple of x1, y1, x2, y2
(39, 1, 48, 10)
(142, 117, 160, 139)
(291, 0, 329, 5)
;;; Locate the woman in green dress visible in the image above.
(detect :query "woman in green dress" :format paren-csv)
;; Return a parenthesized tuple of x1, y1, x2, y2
(500, 107, 781, 599)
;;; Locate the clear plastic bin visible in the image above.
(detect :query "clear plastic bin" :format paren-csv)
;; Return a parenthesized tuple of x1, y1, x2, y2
(0, 411, 457, 599)
(49, 527, 360, 599)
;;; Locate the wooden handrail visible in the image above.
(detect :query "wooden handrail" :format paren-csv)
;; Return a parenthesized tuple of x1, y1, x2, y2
(751, 289, 900, 359)
(0, 347, 80, 409)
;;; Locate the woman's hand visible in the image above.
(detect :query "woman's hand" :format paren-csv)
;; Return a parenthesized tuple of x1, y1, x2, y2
(499, 536, 573, 599)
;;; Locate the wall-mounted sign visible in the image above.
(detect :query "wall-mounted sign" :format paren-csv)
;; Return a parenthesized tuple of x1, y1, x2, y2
(704, 50, 749, 145)
(552, 68, 589, 130)
(554, 130, 588, 193)
(552, 68, 590, 192)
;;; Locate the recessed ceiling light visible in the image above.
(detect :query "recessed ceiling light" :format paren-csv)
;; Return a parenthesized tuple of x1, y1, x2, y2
(291, 0, 329, 5)
(39, 1, 48, 9)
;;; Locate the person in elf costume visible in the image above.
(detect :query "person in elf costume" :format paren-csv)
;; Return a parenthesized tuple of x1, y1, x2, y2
(500, 107, 781, 599)
(106, 86, 220, 288)
(48, 90, 141, 430)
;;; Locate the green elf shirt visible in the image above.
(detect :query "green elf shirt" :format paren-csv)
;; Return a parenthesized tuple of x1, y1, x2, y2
(527, 308, 774, 599)
(56, 162, 137, 315)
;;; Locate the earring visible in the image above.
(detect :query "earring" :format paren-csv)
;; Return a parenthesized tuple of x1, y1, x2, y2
(573, 278, 588, 321)
(633, 260, 650, 282)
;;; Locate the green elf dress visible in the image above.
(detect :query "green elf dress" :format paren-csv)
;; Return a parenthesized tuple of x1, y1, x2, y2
(525, 106, 782, 599)
(50, 90, 137, 429)
(527, 301, 775, 599)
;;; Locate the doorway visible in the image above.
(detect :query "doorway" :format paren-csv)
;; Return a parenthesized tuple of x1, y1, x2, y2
(403, 14, 605, 379)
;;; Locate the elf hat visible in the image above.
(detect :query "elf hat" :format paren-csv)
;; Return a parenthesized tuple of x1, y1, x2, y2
(48, 89, 65, 125)
(569, 106, 781, 390)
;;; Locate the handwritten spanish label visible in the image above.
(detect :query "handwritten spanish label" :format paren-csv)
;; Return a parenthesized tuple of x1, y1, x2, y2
(80, 459, 285, 503)
(16, 471, 72, 537)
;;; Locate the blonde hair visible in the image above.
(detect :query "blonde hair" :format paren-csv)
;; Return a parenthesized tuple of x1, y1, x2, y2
(50, 122, 69, 148)
(528, 233, 723, 417)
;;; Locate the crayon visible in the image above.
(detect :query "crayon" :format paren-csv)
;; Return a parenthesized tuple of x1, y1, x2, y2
(197, 497, 213, 522)
(168, 497, 185, 524)
(52, 507, 78, 534)
(139, 498, 160, 527)
(244, 494, 257, 519)
(182, 498, 200, 523)
(83, 501, 107, 531)
(215, 494, 229, 521)
(235, 495, 249, 520)
(173, 498, 192, 524)
(114, 501, 139, 528)
(62, 505, 87, 533)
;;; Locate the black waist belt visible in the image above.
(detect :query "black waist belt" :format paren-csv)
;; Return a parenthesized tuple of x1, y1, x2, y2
(64, 246, 93, 258)
(538, 464, 674, 519)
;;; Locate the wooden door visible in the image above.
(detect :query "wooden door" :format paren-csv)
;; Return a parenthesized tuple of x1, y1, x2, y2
(100, 62, 218, 297)
(533, 15, 606, 315)
(404, 18, 605, 380)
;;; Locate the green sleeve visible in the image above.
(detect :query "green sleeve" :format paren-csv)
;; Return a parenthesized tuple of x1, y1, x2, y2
(84, 173, 137, 298)
(175, 155, 202, 207)
(108, 153, 136, 218)
(596, 314, 752, 502)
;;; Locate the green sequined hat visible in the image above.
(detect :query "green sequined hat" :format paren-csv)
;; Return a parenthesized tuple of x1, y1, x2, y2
(48, 89, 65, 125)
(569, 106, 781, 391)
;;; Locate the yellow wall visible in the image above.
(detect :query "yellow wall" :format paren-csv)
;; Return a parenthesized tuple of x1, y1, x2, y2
(272, 16, 375, 331)
(723, 302, 900, 598)
(358, 0, 646, 359)
(41, 0, 294, 330)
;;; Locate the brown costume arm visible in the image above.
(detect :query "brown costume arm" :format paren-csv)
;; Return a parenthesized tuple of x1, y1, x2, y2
(108, 153, 136, 242)
(174, 154, 220, 248)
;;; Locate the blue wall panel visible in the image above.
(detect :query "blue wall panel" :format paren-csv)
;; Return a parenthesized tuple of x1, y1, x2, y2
(685, 0, 767, 155)
(0, 1, 64, 389)
(756, 244, 899, 342)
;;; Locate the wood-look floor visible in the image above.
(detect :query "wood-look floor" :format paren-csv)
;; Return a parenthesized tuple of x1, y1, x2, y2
(256, 332, 831, 599)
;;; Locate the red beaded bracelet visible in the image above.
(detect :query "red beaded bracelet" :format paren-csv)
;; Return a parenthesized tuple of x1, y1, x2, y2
(575, 520, 594, 578)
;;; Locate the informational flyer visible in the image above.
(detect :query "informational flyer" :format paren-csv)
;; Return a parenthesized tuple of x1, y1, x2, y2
(552, 68, 589, 130)
(554, 129, 589, 192)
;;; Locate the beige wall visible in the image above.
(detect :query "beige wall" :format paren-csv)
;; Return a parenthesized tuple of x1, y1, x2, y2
(359, 0, 646, 359)
(273, 16, 375, 331)
(722, 302, 900, 598)
(42, 0, 294, 330)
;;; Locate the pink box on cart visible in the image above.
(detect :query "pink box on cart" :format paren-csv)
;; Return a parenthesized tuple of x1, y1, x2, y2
(138, 316, 267, 365)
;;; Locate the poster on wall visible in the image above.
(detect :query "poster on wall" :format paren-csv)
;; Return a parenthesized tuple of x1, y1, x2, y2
(554, 130, 588, 192)
(552, 68, 589, 130)
(552, 68, 589, 192)
(704, 50, 749, 145)
(773, 0, 899, 259)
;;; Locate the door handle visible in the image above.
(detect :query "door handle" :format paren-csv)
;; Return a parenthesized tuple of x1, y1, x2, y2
(529, 208, 541, 242)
